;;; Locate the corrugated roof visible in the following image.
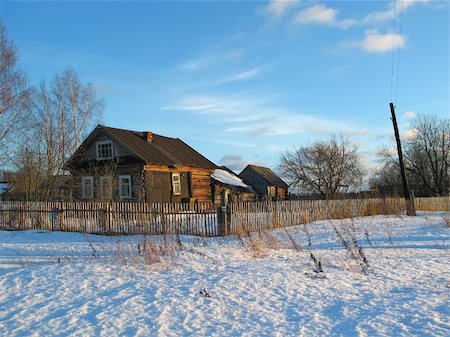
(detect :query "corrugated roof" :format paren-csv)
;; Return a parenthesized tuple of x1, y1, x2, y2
(71, 125, 217, 169)
(242, 164, 288, 188)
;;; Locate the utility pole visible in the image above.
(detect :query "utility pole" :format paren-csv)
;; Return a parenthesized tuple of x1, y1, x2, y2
(390, 102, 416, 216)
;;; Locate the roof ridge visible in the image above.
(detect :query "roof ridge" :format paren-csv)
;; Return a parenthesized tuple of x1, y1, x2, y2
(100, 124, 178, 141)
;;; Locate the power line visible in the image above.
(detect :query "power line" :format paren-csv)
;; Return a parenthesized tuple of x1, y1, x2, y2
(394, 0, 405, 104)
(390, 0, 398, 102)
(350, 116, 391, 144)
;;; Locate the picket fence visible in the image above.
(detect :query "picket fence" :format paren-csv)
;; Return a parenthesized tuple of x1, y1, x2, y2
(0, 197, 448, 236)
(0, 201, 218, 236)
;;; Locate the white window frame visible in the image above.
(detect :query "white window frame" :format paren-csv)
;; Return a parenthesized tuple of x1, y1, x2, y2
(82, 176, 94, 199)
(99, 176, 112, 200)
(171, 173, 181, 195)
(119, 175, 132, 199)
(96, 140, 114, 160)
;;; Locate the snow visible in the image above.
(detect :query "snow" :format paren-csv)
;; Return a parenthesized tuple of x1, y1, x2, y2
(211, 169, 250, 188)
(0, 212, 449, 336)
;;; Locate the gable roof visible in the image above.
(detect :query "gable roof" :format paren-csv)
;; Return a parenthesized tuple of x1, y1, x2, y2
(241, 164, 288, 189)
(68, 125, 217, 169)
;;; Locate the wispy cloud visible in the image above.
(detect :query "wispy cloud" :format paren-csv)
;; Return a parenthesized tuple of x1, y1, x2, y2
(164, 93, 369, 137)
(178, 56, 211, 71)
(215, 67, 262, 85)
(263, 0, 299, 18)
(178, 49, 244, 71)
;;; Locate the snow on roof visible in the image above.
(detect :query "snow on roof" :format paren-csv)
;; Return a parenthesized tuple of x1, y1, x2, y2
(211, 169, 250, 188)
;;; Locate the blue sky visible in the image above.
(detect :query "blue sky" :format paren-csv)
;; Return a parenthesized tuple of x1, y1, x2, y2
(1, 0, 448, 173)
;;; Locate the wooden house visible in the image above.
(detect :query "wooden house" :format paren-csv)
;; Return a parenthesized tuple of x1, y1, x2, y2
(65, 125, 217, 203)
(239, 164, 288, 201)
(211, 166, 256, 203)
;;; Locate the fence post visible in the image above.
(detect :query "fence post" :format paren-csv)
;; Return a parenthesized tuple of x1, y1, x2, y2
(99, 208, 107, 234)
(218, 190, 229, 236)
(106, 202, 112, 234)
(51, 207, 59, 231)
(407, 190, 416, 216)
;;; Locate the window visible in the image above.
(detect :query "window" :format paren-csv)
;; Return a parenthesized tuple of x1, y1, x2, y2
(82, 176, 94, 199)
(172, 173, 181, 195)
(96, 140, 113, 160)
(119, 175, 132, 199)
(99, 176, 112, 200)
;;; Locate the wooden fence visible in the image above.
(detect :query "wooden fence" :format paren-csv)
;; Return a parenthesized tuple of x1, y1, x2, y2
(226, 197, 406, 234)
(0, 197, 448, 236)
(0, 201, 218, 236)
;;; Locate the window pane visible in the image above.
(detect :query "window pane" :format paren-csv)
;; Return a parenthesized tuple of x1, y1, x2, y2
(119, 176, 131, 198)
(97, 141, 113, 160)
(82, 177, 93, 198)
(172, 173, 181, 195)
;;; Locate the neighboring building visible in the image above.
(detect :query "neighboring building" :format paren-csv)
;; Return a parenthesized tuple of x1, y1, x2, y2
(239, 164, 288, 201)
(65, 125, 217, 203)
(211, 166, 256, 203)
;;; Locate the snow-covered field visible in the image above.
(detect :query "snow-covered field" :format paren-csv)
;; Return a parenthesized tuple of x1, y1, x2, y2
(0, 212, 449, 337)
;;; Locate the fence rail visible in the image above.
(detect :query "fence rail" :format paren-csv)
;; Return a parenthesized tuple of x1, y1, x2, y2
(0, 197, 448, 236)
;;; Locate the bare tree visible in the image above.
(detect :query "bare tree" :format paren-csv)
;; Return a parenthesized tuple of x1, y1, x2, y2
(404, 114, 449, 196)
(371, 114, 449, 197)
(279, 136, 364, 199)
(8, 68, 104, 200)
(0, 21, 30, 165)
(30, 68, 104, 176)
(9, 138, 46, 201)
(369, 153, 403, 196)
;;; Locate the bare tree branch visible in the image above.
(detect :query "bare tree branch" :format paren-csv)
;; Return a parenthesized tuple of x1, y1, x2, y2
(278, 136, 364, 199)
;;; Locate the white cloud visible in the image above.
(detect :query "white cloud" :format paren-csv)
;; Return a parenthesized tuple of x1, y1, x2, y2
(362, 0, 429, 25)
(293, 4, 338, 25)
(287, 1, 430, 31)
(339, 31, 405, 53)
(361, 31, 405, 52)
(292, 4, 356, 29)
(264, 0, 299, 18)
(402, 128, 419, 140)
(402, 111, 417, 119)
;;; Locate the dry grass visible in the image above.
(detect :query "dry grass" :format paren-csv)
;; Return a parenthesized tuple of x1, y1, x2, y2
(115, 235, 178, 267)
(444, 217, 450, 227)
(235, 224, 282, 258)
